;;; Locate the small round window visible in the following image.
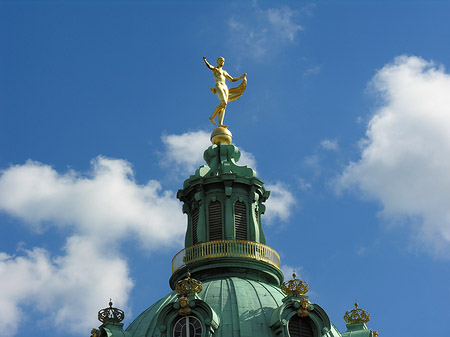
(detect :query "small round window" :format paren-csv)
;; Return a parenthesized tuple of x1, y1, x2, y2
(173, 316, 203, 337)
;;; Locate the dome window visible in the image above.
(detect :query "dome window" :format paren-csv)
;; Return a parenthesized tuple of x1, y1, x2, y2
(288, 315, 314, 337)
(173, 316, 203, 337)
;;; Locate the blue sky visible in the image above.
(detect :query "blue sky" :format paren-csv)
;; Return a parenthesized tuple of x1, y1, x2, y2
(1, 1, 450, 336)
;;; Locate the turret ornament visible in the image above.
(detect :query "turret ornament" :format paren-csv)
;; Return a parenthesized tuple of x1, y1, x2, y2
(175, 272, 203, 316)
(343, 302, 371, 324)
(175, 271, 203, 295)
(281, 272, 309, 296)
(97, 299, 125, 324)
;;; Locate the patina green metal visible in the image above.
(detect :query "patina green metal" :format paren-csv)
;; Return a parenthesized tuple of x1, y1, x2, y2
(177, 144, 269, 249)
(113, 137, 378, 337)
(100, 323, 132, 337)
(341, 323, 378, 337)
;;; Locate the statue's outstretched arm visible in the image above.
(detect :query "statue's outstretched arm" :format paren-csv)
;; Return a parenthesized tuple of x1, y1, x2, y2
(224, 71, 247, 82)
(203, 56, 214, 70)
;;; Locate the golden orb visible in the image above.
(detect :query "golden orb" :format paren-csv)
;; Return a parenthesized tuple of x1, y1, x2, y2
(211, 127, 232, 145)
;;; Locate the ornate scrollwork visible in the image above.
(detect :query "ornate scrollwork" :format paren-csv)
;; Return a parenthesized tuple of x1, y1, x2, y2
(343, 302, 370, 324)
(281, 272, 309, 296)
(175, 272, 203, 295)
(98, 300, 125, 323)
(90, 328, 99, 337)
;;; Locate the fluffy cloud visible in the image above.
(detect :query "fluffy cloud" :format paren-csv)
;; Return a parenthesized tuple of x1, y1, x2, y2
(0, 156, 185, 335)
(336, 55, 450, 256)
(161, 130, 256, 176)
(0, 157, 185, 248)
(264, 182, 296, 224)
(227, 4, 304, 61)
(0, 236, 133, 336)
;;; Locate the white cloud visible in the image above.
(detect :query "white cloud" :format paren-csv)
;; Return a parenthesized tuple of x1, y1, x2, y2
(161, 130, 257, 176)
(0, 156, 185, 335)
(320, 139, 339, 151)
(0, 157, 185, 248)
(161, 131, 211, 175)
(336, 55, 450, 257)
(227, 5, 304, 61)
(264, 182, 296, 224)
(0, 236, 133, 336)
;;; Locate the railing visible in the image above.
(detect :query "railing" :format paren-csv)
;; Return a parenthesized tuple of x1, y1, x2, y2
(172, 240, 281, 274)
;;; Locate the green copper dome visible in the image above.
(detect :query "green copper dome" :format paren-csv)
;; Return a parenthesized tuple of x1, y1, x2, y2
(127, 277, 283, 337)
(92, 139, 378, 337)
(126, 276, 342, 337)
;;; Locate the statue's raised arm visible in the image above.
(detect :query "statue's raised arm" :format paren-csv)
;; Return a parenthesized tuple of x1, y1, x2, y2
(203, 56, 247, 128)
(203, 56, 214, 71)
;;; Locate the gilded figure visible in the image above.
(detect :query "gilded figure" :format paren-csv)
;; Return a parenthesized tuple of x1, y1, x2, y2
(203, 56, 247, 128)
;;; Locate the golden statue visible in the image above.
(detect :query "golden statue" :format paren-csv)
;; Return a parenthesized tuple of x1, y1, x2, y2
(203, 56, 247, 128)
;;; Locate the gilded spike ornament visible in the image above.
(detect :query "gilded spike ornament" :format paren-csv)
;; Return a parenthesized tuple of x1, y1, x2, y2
(98, 299, 125, 324)
(343, 302, 371, 324)
(281, 272, 309, 296)
(175, 271, 203, 295)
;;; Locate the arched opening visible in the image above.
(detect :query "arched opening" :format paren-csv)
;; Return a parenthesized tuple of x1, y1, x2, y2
(173, 316, 203, 337)
(288, 315, 314, 337)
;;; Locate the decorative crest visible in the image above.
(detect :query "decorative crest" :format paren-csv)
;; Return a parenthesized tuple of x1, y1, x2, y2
(343, 302, 371, 324)
(175, 271, 203, 295)
(281, 272, 309, 296)
(98, 299, 125, 323)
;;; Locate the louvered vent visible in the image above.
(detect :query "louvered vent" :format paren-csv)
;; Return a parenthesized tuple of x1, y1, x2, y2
(234, 201, 247, 240)
(208, 201, 223, 241)
(288, 316, 314, 337)
(192, 208, 199, 245)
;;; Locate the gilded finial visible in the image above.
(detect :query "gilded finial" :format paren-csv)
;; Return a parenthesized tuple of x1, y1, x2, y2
(175, 271, 203, 295)
(175, 271, 203, 315)
(281, 272, 309, 296)
(343, 301, 371, 324)
(98, 299, 125, 323)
